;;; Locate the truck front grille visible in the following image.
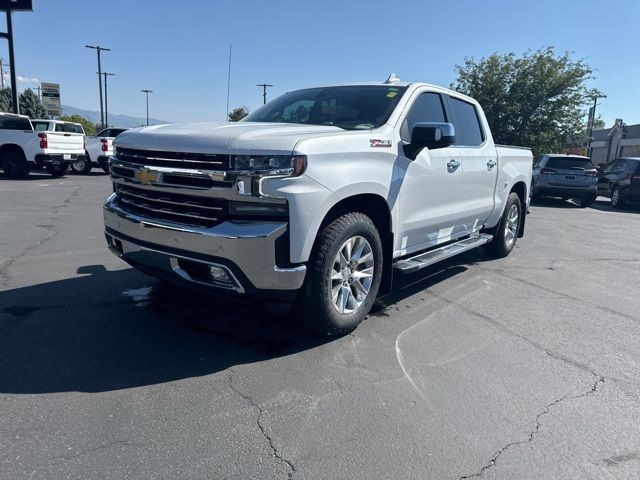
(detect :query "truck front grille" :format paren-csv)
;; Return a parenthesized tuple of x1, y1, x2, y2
(114, 183, 227, 228)
(116, 148, 232, 171)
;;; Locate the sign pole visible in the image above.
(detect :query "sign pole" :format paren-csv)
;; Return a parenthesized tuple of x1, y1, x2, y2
(6, 10, 18, 114)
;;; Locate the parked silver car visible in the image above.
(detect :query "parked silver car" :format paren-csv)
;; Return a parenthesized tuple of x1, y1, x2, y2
(532, 154, 598, 207)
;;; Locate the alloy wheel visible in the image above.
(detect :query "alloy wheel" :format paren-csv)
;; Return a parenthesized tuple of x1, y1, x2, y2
(330, 236, 374, 315)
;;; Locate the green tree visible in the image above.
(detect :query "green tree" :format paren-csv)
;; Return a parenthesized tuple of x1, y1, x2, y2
(0, 87, 13, 112)
(452, 47, 600, 156)
(59, 114, 97, 136)
(19, 88, 48, 119)
(228, 107, 249, 122)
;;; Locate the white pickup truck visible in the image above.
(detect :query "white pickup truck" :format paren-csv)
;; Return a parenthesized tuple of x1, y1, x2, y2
(104, 79, 533, 335)
(85, 127, 128, 174)
(1, 114, 86, 178)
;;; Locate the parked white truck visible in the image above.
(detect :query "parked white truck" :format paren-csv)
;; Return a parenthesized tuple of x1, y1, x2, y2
(1, 114, 86, 178)
(104, 79, 533, 334)
(85, 127, 128, 174)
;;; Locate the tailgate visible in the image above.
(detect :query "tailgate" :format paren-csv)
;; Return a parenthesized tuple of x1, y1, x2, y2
(44, 132, 85, 154)
(547, 167, 597, 187)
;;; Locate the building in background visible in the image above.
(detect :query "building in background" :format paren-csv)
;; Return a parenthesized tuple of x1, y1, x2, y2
(590, 119, 640, 166)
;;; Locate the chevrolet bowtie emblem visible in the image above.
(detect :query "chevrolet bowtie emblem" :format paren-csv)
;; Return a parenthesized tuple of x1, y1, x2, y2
(135, 168, 160, 184)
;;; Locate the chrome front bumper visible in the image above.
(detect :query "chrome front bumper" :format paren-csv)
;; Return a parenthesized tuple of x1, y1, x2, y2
(103, 194, 306, 293)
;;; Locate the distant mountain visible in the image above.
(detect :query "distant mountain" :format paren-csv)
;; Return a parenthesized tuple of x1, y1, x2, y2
(61, 105, 169, 128)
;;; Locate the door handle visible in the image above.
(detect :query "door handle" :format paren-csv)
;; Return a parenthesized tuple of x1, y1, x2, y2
(487, 159, 497, 169)
(447, 159, 460, 171)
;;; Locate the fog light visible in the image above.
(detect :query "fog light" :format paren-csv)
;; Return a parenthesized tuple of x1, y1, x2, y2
(209, 266, 230, 281)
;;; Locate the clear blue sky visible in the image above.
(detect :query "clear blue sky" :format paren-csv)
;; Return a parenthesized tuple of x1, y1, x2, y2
(2, 0, 638, 126)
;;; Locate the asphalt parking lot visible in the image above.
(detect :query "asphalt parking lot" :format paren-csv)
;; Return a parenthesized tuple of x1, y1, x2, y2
(1, 171, 640, 480)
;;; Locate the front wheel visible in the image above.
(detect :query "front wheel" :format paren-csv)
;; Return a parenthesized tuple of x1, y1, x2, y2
(70, 154, 92, 175)
(611, 187, 625, 209)
(46, 163, 70, 177)
(299, 212, 383, 336)
(1, 149, 30, 179)
(484, 192, 522, 258)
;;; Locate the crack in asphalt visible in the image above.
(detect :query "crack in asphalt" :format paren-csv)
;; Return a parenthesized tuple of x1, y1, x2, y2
(460, 377, 605, 479)
(227, 368, 297, 479)
(0, 182, 80, 288)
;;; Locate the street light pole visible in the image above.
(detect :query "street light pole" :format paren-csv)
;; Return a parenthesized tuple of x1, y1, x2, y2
(85, 45, 110, 129)
(101, 72, 114, 127)
(587, 92, 607, 158)
(141, 89, 153, 126)
(256, 83, 273, 105)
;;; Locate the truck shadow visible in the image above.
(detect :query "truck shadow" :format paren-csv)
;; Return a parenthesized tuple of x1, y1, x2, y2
(0, 265, 331, 394)
(0, 255, 477, 395)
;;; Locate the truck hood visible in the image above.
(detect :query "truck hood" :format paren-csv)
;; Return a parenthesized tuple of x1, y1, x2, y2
(113, 122, 349, 155)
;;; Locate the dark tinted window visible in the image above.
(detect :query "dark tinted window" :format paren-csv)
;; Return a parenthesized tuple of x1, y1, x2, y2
(244, 85, 407, 130)
(632, 160, 640, 174)
(96, 129, 110, 137)
(546, 157, 594, 170)
(448, 97, 484, 146)
(55, 122, 84, 134)
(110, 128, 127, 137)
(400, 92, 446, 141)
(0, 115, 32, 130)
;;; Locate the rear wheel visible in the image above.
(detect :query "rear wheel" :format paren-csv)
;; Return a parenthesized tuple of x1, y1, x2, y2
(99, 157, 110, 174)
(299, 212, 383, 336)
(0, 149, 30, 179)
(484, 192, 522, 258)
(70, 154, 92, 174)
(611, 187, 625, 209)
(579, 195, 596, 208)
(46, 163, 69, 177)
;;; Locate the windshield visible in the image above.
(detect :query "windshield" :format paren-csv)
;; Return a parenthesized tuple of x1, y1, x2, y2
(244, 85, 407, 130)
(546, 157, 594, 170)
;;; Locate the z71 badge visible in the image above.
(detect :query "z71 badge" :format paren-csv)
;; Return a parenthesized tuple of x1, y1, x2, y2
(369, 139, 392, 148)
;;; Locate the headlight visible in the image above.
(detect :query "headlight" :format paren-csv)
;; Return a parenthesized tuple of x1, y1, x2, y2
(231, 155, 306, 177)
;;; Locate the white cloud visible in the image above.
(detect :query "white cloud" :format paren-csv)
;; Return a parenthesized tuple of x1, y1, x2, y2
(17, 75, 39, 85)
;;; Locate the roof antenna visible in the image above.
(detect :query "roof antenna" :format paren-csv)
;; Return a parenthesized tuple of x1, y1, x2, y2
(384, 73, 400, 84)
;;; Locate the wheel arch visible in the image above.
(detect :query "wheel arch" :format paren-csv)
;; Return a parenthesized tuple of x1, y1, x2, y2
(316, 193, 394, 295)
(0, 143, 27, 160)
(510, 181, 528, 238)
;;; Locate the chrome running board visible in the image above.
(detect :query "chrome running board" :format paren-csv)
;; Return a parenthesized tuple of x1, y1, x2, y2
(393, 234, 492, 273)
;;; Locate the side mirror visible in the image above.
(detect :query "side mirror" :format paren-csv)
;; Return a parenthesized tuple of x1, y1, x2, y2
(405, 122, 455, 159)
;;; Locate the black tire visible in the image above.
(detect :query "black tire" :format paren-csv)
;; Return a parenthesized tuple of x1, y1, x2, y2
(0, 148, 30, 179)
(578, 195, 596, 208)
(46, 163, 70, 177)
(70, 153, 93, 175)
(299, 212, 383, 336)
(99, 158, 110, 174)
(611, 187, 625, 209)
(484, 192, 522, 259)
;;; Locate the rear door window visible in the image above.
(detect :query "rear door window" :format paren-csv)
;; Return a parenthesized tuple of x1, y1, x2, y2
(400, 92, 447, 141)
(32, 121, 50, 131)
(448, 96, 484, 146)
(546, 157, 594, 170)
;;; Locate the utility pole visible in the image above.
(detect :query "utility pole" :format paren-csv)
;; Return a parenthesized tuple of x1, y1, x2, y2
(34, 84, 41, 99)
(141, 89, 153, 126)
(226, 43, 232, 121)
(85, 45, 110, 129)
(587, 92, 607, 158)
(101, 72, 114, 127)
(256, 83, 273, 105)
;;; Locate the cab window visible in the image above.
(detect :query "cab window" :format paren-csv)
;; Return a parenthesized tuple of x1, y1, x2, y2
(448, 96, 485, 146)
(400, 92, 447, 142)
